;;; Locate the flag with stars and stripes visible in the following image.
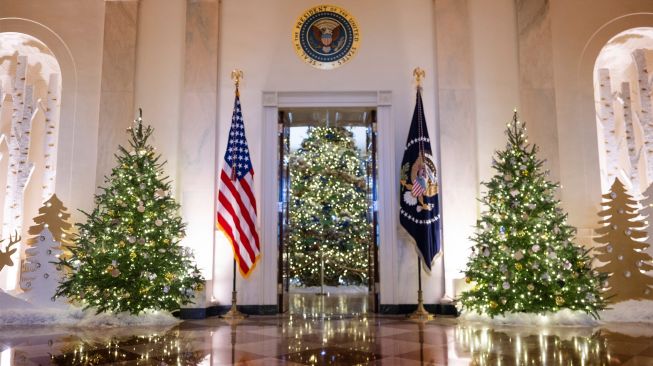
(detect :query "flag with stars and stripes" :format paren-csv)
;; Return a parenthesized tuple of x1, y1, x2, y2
(217, 89, 260, 277)
(399, 89, 441, 271)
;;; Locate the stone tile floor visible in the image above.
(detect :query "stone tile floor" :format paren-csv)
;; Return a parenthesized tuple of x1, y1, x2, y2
(1, 295, 652, 365)
(1, 315, 653, 365)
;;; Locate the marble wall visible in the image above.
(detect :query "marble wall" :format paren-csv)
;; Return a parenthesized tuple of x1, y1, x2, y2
(3, 0, 653, 309)
(96, 0, 139, 186)
(434, 0, 479, 301)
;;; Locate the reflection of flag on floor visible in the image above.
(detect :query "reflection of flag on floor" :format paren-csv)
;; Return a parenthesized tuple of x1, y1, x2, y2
(399, 89, 441, 271)
(217, 89, 260, 277)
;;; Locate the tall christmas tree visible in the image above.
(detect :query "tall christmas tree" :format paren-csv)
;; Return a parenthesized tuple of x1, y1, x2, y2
(460, 111, 606, 318)
(19, 194, 74, 306)
(56, 111, 204, 314)
(288, 127, 371, 286)
(594, 178, 653, 302)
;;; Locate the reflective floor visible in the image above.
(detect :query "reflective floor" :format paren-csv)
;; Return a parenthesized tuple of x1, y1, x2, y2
(2, 304, 653, 365)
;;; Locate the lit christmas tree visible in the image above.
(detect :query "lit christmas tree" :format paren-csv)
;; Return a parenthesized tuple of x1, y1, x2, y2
(56, 111, 204, 314)
(460, 111, 606, 318)
(288, 127, 371, 286)
(594, 178, 653, 302)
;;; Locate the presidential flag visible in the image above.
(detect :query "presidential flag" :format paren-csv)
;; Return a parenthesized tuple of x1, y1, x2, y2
(399, 89, 441, 270)
(217, 89, 261, 277)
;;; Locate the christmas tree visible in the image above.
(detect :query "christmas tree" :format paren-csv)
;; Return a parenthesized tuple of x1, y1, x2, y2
(460, 111, 606, 318)
(19, 194, 74, 306)
(56, 111, 204, 314)
(288, 127, 371, 286)
(594, 178, 653, 302)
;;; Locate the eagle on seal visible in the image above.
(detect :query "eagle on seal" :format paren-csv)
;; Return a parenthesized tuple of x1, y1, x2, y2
(311, 18, 342, 53)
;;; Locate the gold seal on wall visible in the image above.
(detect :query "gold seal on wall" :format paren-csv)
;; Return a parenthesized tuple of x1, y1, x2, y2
(292, 5, 361, 70)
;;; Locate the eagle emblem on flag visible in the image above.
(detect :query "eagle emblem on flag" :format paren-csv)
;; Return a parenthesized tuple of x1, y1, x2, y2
(401, 154, 438, 212)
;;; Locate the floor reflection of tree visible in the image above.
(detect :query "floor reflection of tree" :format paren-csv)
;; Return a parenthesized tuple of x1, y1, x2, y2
(49, 327, 209, 365)
(455, 325, 614, 366)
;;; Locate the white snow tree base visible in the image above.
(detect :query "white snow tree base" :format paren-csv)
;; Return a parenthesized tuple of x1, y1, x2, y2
(459, 309, 599, 327)
(600, 300, 653, 323)
(0, 289, 180, 326)
(459, 300, 653, 325)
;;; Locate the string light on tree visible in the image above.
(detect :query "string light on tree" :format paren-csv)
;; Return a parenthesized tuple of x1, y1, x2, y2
(460, 111, 606, 318)
(55, 110, 204, 314)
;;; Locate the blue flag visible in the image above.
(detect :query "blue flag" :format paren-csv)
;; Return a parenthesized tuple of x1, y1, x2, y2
(399, 89, 441, 271)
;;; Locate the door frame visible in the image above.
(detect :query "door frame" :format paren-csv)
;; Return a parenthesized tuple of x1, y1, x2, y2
(260, 91, 397, 313)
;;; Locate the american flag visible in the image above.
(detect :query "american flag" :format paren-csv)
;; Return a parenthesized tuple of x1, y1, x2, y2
(217, 91, 260, 277)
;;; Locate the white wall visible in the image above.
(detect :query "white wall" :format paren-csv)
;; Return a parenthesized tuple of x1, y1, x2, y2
(214, 0, 441, 306)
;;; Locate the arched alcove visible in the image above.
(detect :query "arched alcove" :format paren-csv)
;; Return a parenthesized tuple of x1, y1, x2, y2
(0, 31, 62, 290)
(594, 28, 653, 195)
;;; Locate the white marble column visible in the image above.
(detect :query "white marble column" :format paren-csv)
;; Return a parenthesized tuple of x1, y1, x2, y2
(516, 0, 561, 182)
(96, 0, 140, 186)
(179, 0, 219, 306)
(434, 0, 479, 301)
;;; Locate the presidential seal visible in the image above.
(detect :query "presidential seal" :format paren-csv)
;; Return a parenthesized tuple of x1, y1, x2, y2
(292, 5, 360, 70)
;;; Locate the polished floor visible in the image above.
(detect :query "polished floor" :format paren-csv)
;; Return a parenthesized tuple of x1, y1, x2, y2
(1, 296, 653, 365)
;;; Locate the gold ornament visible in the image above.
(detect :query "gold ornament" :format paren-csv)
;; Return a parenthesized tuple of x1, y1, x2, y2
(555, 296, 565, 306)
(515, 263, 523, 271)
(165, 272, 175, 281)
(577, 260, 584, 268)
(119, 241, 126, 248)
(465, 277, 472, 284)
(527, 283, 535, 291)
(489, 301, 498, 309)
(130, 252, 136, 260)
(196, 283, 204, 292)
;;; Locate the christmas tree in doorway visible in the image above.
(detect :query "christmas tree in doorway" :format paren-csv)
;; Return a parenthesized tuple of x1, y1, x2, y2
(288, 127, 371, 287)
(459, 111, 606, 318)
(56, 111, 204, 314)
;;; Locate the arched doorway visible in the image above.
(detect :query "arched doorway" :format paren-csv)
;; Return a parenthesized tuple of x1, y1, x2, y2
(0, 32, 62, 290)
(594, 27, 653, 195)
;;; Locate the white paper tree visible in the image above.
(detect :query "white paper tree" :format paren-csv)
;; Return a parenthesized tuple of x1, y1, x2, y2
(18, 194, 72, 307)
(638, 183, 653, 271)
(19, 227, 67, 307)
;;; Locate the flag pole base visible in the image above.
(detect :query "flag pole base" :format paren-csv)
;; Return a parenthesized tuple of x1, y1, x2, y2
(407, 300, 434, 321)
(221, 291, 247, 320)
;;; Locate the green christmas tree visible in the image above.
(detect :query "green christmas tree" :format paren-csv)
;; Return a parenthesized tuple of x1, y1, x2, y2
(56, 111, 204, 314)
(288, 127, 371, 286)
(460, 112, 606, 318)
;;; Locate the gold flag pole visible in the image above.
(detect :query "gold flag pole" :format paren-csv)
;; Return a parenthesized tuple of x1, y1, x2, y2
(407, 67, 434, 321)
(221, 69, 247, 321)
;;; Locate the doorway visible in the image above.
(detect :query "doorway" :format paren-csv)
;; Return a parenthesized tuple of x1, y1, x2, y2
(277, 107, 379, 315)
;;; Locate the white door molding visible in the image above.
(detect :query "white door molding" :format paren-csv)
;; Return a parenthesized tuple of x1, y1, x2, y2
(260, 90, 398, 307)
